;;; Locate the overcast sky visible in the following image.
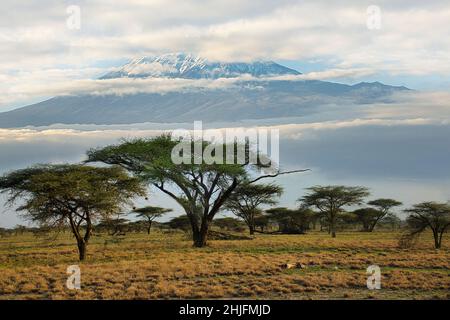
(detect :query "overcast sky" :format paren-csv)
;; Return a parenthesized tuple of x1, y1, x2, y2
(1, 0, 450, 110)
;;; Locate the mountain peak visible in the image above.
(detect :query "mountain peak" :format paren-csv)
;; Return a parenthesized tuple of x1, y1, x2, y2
(100, 53, 301, 80)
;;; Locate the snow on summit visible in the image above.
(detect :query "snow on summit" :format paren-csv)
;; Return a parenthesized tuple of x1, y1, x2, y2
(100, 53, 301, 80)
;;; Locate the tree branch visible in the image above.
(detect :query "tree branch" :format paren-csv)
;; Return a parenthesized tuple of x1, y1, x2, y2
(248, 169, 310, 184)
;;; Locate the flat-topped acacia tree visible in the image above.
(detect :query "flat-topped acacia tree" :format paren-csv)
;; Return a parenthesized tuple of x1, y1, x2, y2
(224, 183, 283, 235)
(354, 198, 403, 232)
(87, 135, 306, 247)
(0, 164, 145, 261)
(367, 198, 402, 231)
(404, 202, 450, 249)
(133, 206, 172, 234)
(300, 185, 370, 238)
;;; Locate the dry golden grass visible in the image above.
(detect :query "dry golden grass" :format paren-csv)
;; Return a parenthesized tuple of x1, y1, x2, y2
(0, 230, 448, 300)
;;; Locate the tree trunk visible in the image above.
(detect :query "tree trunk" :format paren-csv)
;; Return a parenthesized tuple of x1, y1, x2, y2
(193, 220, 209, 247)
(369, 215, 383, 232)
(437, 231, 444, 249)
(433, 230, 441, 249)
(330, 215, 336, 238)
(68, 213, 90, 261)
(147, 220, 152, 234)
(193, 229, 208, 247)
(249, 225, 255, 235)
(77, 240, 87, 261)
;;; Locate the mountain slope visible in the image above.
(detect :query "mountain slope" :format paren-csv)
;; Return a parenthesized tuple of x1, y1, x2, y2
(0, 54, 410, 127)
(0, 81, 409, 127)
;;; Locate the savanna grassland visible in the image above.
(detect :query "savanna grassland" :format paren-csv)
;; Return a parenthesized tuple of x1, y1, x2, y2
(0, 230, 449, 300)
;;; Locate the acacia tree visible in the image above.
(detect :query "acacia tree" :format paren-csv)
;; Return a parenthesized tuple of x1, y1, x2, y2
(133, 206, 172, 234)
(87, 135, 306, 247)
(0, 164, 145, 261)
(403, 202, 450, 249)
(300, 185, 370, 238)
(366, 198, 402, 232)
(224, 183, 283, 235)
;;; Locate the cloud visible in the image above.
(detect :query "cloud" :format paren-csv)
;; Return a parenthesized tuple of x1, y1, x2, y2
(363, 91, 450, 119)
(0, 73, 248, 108)
(0, 68, 382, 109)
(0, 116, 444, 142)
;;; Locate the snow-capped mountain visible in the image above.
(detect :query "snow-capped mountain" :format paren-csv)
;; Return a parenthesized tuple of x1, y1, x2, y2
(0, 54, 410, 127)
(100, 53, 301, 79)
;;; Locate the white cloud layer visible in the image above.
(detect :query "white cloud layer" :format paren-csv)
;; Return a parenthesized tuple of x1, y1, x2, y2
(0, 117, 446, 143)
(0, 69, 382, 108)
